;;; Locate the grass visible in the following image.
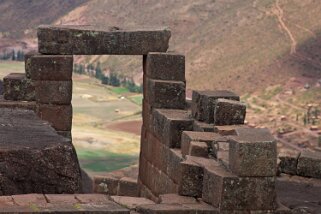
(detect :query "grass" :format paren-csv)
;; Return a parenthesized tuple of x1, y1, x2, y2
(129, 95, 143, 106)
(0, 60, 24, 78)
(76, 149, 138, 172)
(111, 87, 130, 95)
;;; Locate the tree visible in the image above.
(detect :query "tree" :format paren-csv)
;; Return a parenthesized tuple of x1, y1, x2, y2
(11, 50, 16, 61)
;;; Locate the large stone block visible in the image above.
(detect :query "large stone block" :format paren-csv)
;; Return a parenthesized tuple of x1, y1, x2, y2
(35, 80, 72, 105)
(153, 109, 193, 148)
(297, 150, 321, 179)
(145, 78, 186, 109)
(191, 90, 239, 123)
(213, 98, 246, 125)
(145, 52, 185, 81)
(278, 149, 300, 175)
(202, 163, 277, 211)
(229, 128, 277, 177)
(166, 149, 183, 184)
(178, 158, 203, 197)
(24, 50, 38, 79)
(38, 25, 171, 55)
(36, 104, 72, 131)
(0, 108, 81, 195)
(29, 55, 73, 81)
(3, 73, 35, 101)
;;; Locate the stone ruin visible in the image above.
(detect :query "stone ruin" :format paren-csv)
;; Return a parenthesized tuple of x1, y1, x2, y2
(0, 24, 319, 213)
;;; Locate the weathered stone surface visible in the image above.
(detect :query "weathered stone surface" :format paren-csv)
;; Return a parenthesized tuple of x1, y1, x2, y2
(213, 98, 246, 125)
(297, 150, 321, 179)
(181, 131, 221, 158)
(111, 196, 155, 210)
(30, 55, 73, 81)
(3, 73, 35, 101)
(93, 175, 119, 195)
(37, 104, 72, 131)
(213, 125, 244, 136)
(137, 203, 194, 214)
(166, 149, 183, 184)
(38, 25, 171, 55)
(202, 163, 277, 211)
(192, 90, 239, 123)
(145, 52, 185, 81)
(158, 194, 197, 204)
(0, 108, 81, 195)
(56, 130, 72, 140)
(229, 128, 277, 177)
(0, 95, 36, 111)
(118, 177, 139, 197)
(178, 158, 203, 197)
(24, 50, 38, 79)
(278, 149, 300, 175)
(153, 109, 193, 148)
(188, 141, 209, 157)
(35, 80, 72, 105)
(145, 78, 186, 109)
(193, 121, 214, 132)
(75, 193, 112, 204)
(12, 193, 47, 206)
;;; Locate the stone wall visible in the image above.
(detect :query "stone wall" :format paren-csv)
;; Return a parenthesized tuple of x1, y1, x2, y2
(2, 24, 320, 213)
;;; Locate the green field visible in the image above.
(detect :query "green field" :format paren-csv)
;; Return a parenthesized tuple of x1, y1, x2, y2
(0, 61, 142, 173)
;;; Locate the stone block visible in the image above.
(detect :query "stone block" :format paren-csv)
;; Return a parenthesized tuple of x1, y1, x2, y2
(111, 196, 155, 210)
(146, 132, 167, 172)
(12, 193, 47, 206)
(213, 98, 246, 125)
(137, 203, 195, 214)
(230, 130, 275, 174)
(38, 25, 171, 55)
(158, 194, 197, 204)
(29, 55, 73, 81)
(56, 131, 72, 140)
(178, 158, 203, 197)
(44, 194, 78, 204)
(0, 96, 36, 111)
(142, 99, 154, 131)
(188, 141, 209, 158)
(93, 175, 119, 195)
(145, 78, 186, 109)
(192, 90, 239, 123)
(181, 131, 221, 158)
(37, 104, 72, 131)
(213, 125, 244, 136)
(138, 181, 158, 203)
(35, 80, 72, 105)
(3, 73, 35, 101)
(152, 168, 178, 196)
(0, 108, 81, 195)
(24, 50, 38, 79)
(278, 149, 300, 175)
(118, 177, 139, 197)
(202, 164, 277, 211)
(153, 109, 193, 148)
(193, 121, 214, 132)
(145, 52, 185, 81)
(229, 128, 277, 177)
(166, 149, 183, 184)
(75, 193, 112, 204)
(297, 150, 321, 179)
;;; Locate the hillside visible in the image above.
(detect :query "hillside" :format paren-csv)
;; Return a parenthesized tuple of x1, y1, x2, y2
(1, 0, 321, 94)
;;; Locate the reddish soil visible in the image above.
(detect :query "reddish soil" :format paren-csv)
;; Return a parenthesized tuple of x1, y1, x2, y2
(106, 120, 142, 135)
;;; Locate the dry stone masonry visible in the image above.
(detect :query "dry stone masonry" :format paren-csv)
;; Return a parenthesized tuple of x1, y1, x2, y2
(1, 24, 320, 213)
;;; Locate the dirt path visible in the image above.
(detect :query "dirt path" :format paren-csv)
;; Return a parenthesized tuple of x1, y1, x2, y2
(272, 0, 297, 54)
